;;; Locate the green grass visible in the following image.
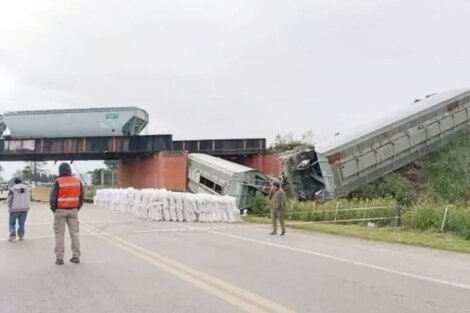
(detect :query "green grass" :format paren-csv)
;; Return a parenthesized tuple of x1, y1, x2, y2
(243, 216, 470, 254)
(243, 216, 272, 224)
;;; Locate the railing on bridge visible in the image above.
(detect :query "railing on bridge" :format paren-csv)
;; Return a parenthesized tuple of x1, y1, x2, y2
(173, 138, 266, 155)
(0, 135, 173, 161)
(0, 136, 267, 161)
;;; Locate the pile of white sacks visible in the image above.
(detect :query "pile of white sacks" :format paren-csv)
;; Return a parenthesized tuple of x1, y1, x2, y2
(94, 188, 241, 223)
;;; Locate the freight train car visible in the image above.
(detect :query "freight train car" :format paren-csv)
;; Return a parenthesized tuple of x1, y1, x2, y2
(0, 107, 148, 138)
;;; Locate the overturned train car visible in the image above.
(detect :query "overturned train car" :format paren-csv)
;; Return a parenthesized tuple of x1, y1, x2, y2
(188, 153, 271, 210)
(282, 88, 470, 200)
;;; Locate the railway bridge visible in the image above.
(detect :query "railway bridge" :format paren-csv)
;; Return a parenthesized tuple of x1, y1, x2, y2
(0, 136, 275, 191)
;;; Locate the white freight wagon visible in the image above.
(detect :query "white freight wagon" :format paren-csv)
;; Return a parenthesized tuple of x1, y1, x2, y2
(188, 153, 271, 210)
(0, 107, 148, 138)
(315, 88, 470, 199)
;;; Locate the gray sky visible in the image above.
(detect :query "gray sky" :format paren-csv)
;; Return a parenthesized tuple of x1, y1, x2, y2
(1, 0, 470, 179)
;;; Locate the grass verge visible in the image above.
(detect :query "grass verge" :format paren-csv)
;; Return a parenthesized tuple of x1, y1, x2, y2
(242, 216, 470, 254)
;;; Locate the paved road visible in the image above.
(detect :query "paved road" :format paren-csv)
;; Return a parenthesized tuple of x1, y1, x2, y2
(1, 202, 469, 313)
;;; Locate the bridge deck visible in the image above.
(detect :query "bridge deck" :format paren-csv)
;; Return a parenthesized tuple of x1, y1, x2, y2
(0, 136, 266, 161)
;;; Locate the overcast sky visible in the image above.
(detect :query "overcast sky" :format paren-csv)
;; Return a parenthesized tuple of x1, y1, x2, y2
(1, 0, 470, 179)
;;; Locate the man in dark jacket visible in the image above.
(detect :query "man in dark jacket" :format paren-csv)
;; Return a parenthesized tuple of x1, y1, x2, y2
(50, 163, 84, 265)
(7, 178, 31, 241)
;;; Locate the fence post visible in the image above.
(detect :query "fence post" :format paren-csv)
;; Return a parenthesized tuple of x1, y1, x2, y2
(334, 201, 340, 223)
(393, 202, 402, 228)
(362, 199, 369, 225)
(441, 207, 449, 232)
(288, 200, 295, 221)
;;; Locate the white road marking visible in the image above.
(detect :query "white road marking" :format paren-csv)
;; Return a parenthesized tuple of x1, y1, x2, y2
(0, 222, 263, 242)
(177, 223, 470, 291)
(83, 224, 297, 313)
(0, 219, 131, 226)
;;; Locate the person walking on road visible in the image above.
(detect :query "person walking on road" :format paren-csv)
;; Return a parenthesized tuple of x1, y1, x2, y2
(50, 163, 84, 265)
(269, 182, 287, 236)
(7, 178, 31, 241)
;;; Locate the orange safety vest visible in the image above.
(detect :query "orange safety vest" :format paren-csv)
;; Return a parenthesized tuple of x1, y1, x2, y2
(57, 176, 82, 209)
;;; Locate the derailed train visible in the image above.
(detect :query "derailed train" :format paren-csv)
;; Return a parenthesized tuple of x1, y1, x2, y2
(2, 89, 470, 204)
(281, 89, 470, 200)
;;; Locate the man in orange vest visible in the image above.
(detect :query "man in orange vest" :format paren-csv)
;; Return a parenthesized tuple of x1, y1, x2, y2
(49, 163, 84, 265)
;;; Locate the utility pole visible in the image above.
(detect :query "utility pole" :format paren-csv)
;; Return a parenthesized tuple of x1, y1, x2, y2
(33, 162, 37, 186)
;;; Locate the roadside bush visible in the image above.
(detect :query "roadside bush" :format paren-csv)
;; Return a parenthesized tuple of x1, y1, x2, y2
(351, 172, 418, 205)
(446, 206, 470, 238)
(251, 192, 270, 215)
(285, 198, 394, 226)
(85, 185, 112, 201)
(424, 136, 470, 204)
(402, 204, 444, 231)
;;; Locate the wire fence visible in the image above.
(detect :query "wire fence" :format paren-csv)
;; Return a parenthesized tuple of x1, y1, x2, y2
(245, 200, 470, 238)
(245, 203, 401, 227)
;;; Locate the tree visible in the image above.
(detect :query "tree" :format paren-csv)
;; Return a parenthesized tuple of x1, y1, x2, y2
(270, 131, 314, 152)
(39, 173, 48, 183)
(91, 168, 106, 185)
(0, 164, 3, 182)
(104, 160, 118, 171)
(21, 164, 33, 181)
(11, 170, 24, 183)
(22, 161, 48, 185)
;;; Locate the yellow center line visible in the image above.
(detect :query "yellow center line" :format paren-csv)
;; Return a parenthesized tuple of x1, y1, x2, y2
(83, 225, 297, 313)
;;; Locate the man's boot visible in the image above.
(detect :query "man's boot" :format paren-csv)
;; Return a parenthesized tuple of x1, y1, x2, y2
(70, 257, 80, 264)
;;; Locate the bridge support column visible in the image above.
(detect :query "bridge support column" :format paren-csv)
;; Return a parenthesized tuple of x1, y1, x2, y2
(118, 151, 188, 191)
(236, 153, 282, 178)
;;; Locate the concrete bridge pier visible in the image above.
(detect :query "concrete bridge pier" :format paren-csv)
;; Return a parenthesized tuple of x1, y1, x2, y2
(232, 153, 282, 178)
(118, 151, 188, 192)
